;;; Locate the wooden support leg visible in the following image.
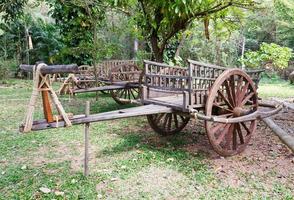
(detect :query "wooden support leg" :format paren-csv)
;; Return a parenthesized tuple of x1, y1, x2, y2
(41, 90, 54, 123)
(49, 88, 72, 127)
(84, 101, 90, 176)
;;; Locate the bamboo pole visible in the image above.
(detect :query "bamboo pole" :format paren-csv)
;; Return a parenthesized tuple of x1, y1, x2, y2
(84, 101, 90, 176)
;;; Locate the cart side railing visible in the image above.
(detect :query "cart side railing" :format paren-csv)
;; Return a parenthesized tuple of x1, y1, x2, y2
(142, 60, 265, 111)
(141, 60, 189, 110)
(188, 59, 226, 107)
(142, 60, 226, 111)
(97, 60, 137, 81)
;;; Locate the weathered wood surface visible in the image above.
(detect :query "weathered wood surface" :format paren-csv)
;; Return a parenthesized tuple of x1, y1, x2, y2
(73, 84, 138, 94)
(20, 64, 78, 74)
(262, 118, 294, 152)
(27, 104, 173, 131)
(143, 60, 265, 110)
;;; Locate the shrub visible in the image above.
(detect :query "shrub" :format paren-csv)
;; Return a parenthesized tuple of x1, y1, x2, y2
(242, 43, 293, 69)
(0, 59, 18, 80)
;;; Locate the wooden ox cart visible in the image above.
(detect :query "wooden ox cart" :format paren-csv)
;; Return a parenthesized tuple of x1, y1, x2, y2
(20, 60, 281, 156)
(58, 60, 142, 104)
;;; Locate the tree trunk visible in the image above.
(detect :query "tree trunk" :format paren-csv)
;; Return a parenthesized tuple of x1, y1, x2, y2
(215, 37, 222, 66)
(175, 34, 186, 58)
(133, 38, 139, 59)
(150, 33, 164, 62)
(92, 23, 99, 100)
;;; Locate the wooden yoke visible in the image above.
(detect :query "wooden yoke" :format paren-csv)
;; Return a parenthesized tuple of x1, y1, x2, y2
(21, 63, 77, 132)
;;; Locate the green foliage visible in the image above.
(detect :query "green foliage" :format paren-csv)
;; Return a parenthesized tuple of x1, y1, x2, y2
(0, 0, 27, 21)
(0, 59, 17, 80)
(242, 43, 293, 69)
(274, 0, 294, 47)
(243, 0, 294, 51)
(0, 14, 63, 65)
(111, 0, 256, 62)
(46, 0, 107, 64)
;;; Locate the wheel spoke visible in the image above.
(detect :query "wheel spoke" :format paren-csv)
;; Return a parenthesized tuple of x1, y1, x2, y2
(167, 114, 172, 131)
(224, 124, 235, 149)
(174, 114, 179, 128)
(238, 82, 249, 106)
(230, 75, 236, 105)
(211, 123, 226, 135)
(162, 114, 169, 129)
(123, 89, 127, 99)
(127, 89, 131, 99)
(130, 89, 136, 99)
(236, 123, 244, 144)
(217, 90, 233, 109)
(241, 122, 251, 136)
(213, 103, 233, 113)
(236, 76, 243, 104)
(155, 113, 165, 124)
(118, 89, 124, 98)
(240, 92, 255, 106)
(233, 128, 237, 150)
(215, 124, 231, 145)
(224, 80, 235, 107)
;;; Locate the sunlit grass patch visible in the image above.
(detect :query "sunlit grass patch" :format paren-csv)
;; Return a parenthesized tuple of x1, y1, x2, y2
(258, 77, 294, 99)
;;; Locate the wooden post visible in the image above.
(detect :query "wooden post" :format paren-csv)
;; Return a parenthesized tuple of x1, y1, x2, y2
(41, 90, 54, 123)
(84, 101, 90, 176)
(188, 63, 193, 105)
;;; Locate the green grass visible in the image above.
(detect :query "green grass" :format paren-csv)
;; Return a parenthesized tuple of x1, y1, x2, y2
(258, 76, 294, 99)
(0, 79, 293, 199)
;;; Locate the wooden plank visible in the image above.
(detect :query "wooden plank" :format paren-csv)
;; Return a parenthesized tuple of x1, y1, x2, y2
(187, 59, 226, 70)
(146, 74, 189, 79)
(74, 85, 127, 93)
(20, 64, 78, 74)
(144, 60, 185, 70)
(30, 104, 173, 131)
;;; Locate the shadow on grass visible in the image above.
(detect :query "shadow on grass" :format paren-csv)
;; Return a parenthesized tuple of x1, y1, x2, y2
(98, 125, 215, 182)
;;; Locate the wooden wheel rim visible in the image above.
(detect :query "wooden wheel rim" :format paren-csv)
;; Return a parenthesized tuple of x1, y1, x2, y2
(205, 69, 258, 156)
(110, 64, 142, 104)
(76, 78, 95, 89)
(147, 113, 190, 136)
(110, 87, 140, 105)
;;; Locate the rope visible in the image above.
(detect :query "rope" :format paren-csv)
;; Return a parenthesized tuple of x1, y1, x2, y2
(22, 63, 72, 132)
(23, 63, 47, 132)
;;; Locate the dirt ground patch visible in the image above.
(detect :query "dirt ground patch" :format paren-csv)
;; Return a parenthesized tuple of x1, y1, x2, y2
(101, 166, 199, 199)
(181, 120, 294, 193)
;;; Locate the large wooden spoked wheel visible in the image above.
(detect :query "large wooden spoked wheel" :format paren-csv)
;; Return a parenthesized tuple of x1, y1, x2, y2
(205, 69, 258, 156)
(97, 81, 111, 95)
(110, 64, 142, 105)
(147, 113, 190, 136)
(76, 65, 95, 89)
(76, 77, 95, 89)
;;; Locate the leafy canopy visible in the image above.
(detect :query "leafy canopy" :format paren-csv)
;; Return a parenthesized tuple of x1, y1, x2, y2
(111, 0, 256, 61)
(0, 0, 28, 21)
(242, 43, 293, 69)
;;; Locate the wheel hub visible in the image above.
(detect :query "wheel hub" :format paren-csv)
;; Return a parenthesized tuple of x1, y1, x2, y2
(233, 107, 247, 117)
